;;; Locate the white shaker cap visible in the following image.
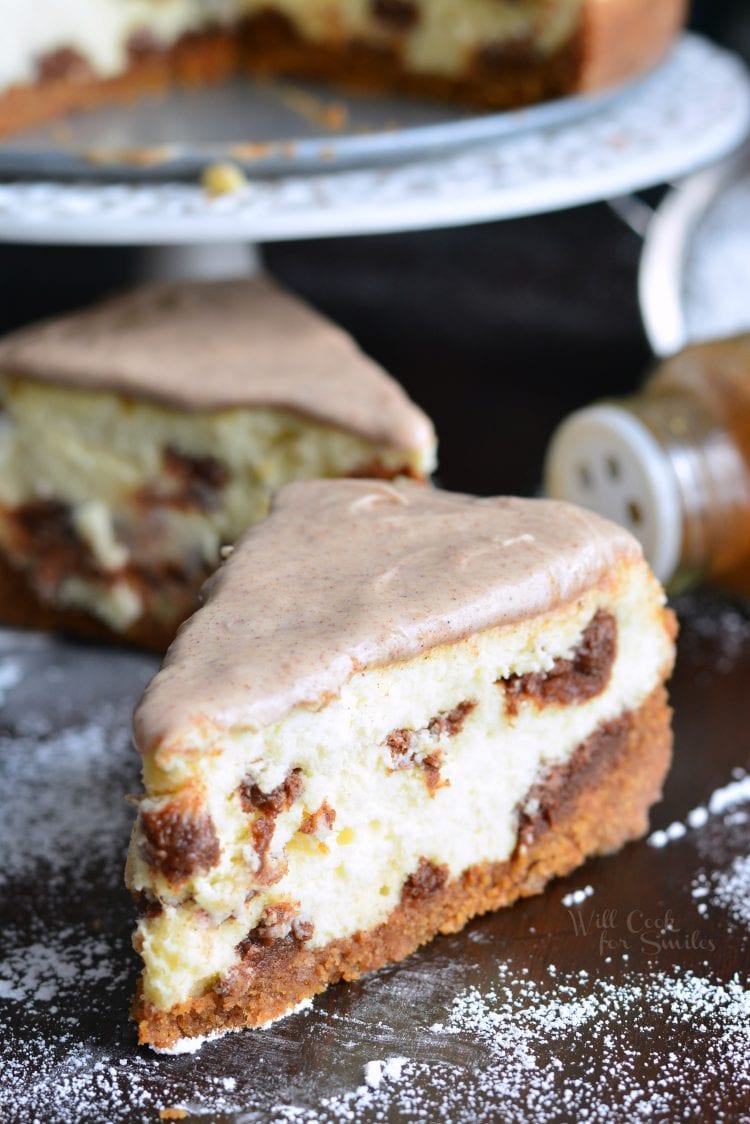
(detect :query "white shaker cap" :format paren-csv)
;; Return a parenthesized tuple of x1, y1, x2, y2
(544, 404, 682, 585)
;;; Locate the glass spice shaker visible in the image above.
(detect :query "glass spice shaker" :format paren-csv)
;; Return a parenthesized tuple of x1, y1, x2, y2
(544, 335, 750, 594)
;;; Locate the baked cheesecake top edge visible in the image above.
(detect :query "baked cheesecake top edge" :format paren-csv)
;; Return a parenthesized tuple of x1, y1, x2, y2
(133, 478, 645, 755)
(0, 276, 435, 456)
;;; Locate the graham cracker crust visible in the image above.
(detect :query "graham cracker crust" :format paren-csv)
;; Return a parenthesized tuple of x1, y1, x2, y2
(0, 3, 686, 139)
(134, 683, 673, 1050)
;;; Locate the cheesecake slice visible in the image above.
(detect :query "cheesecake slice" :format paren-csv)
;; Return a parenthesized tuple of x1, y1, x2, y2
(0, 279, 435, 649)
(126, 478, 676, 1052)
(0, 0, 687, 138)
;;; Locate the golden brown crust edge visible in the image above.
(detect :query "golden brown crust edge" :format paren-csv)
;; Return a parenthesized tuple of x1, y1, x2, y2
(579, 0, 688, 92)
(134, 683, 673, 1051)
(0, 4, 687, 139)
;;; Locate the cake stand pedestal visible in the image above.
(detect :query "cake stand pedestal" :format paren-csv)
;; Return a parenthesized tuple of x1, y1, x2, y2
(139, 242, 262, 281)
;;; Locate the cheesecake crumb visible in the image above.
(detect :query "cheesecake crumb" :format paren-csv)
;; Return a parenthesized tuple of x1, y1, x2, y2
(277, 86, 349, 132)
(647, 769, 750, 848)
(202, 161, 248, 197)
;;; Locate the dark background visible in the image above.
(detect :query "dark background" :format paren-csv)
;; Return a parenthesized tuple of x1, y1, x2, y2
(0, 2, 747, 501)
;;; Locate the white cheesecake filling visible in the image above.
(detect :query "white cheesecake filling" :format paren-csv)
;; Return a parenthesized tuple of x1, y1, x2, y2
(0, 377, 432, 629)
(128, 558, 672, 1012)
(0, 0, 580, 90)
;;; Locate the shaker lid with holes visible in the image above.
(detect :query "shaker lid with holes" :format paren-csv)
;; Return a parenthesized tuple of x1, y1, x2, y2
(544, 404, 683, 584)
(545, 336, 750, 592)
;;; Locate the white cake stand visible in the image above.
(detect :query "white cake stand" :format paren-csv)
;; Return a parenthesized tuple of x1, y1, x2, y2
(0, 34, 747, 278)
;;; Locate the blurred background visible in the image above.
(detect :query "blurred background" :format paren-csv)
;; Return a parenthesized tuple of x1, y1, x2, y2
(1, 1, 748, 501)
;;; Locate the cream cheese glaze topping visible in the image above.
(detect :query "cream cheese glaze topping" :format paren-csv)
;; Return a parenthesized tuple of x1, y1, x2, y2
(134, 479, 641, 755)
(0, 277, 434, 454)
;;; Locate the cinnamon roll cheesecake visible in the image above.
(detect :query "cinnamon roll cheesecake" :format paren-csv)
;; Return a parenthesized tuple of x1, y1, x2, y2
(0, 279, 435, 649)
(126, 478, 676, 1052)
(1, 0, 687, 137)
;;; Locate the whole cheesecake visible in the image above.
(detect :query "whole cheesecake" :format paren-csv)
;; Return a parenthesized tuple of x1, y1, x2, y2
(0, 278, 435, 649)
(126, 478, 676, 1052)
(1, 0, 687, 138)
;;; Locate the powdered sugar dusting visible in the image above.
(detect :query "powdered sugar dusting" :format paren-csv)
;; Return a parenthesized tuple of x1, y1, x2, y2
(648, 820, 687, 848)
(153, 1029, 240, 1056)
(0, 717, 135, 891)
(707, 772, 750, 816)
(642, 763, 750, 937)
(692, 855, 750, 930)
(561, 884, 594, 908)
(0, 926, 124, 1005)
(648, 769, 750, 849)
(363, 1056, 408, 1090)
(270, 965, 750, 1123)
